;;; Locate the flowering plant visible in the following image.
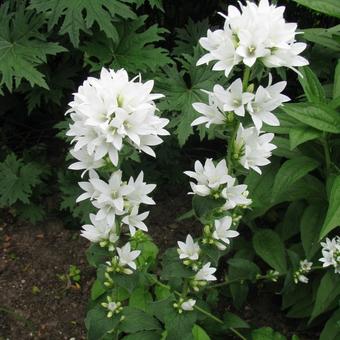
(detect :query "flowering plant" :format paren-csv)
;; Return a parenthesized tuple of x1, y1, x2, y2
(65, 1, 340, 339)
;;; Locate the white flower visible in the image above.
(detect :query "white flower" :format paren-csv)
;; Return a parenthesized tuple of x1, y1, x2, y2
(294, 273, 309, 284)
(300, 259, 313, 273)
(197, 0, 308, 75)
(177, 234, 200, 261)
(319, 237, 340, 274)
(69, 148, 105, 177)
(180, 299, 196, 311)
(184, 159, 231, 196)
(214, 78, 254, 117)
(80, 213, 118, 244)
(247, 74, 289, 130)
(221, 177, 252, 210)
(66, 67, 169, 167)
(293, 259, 313, 284)
(122, 206, 149, 236)
(195, 262, 217, 281)
(76, 170, 100, 203)
(234, 124, 276, 174)
(212, 216, 239, 250)
(117, 242, 141, 272)
(101, 297, 122, 318)
(192, 91, 226, 128)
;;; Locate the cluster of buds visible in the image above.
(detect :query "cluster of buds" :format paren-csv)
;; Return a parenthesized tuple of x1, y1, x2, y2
(101, 296, 123, 318)
(293, 260, 313, 284)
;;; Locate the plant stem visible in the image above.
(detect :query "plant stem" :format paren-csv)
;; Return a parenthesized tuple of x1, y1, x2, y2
(321, 133, 331, 175)
(242, 66, 251, 91)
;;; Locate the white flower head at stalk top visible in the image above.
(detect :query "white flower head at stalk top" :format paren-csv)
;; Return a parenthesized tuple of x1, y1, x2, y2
(319, 236, 340, 274)
(177, 234, 200, 261)
(234, 124, 276, 174)
(195, 262, 217, 281)
(184, 159, 231, 196)
(80, 213, 119, 244)
(197, 0, 308, 76)
(192, 90, 226, 128)
(66, 67, 169, 167)
(212, 216, 239, 250)
(247, 74, 290, 130)
(116, 242, 141, 274)
(122, 206, 149, 236)
(221, 177, 252, 210)
(214, 78, 254, 117)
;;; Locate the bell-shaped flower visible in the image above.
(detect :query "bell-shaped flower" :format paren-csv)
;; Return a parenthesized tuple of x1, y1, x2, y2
(212, 216, 239, 250)
(195, 262, 217, 281)
(117, 242, 141, 273)
(177, 234, 200, 261)
(221, 177, 252, 210)
(180, 299, 196, 311)
(122, 206, 149, 236)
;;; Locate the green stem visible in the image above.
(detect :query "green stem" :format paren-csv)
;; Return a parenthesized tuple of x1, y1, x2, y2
(321, 134, 331, 175)
(242, 66, 251, 91)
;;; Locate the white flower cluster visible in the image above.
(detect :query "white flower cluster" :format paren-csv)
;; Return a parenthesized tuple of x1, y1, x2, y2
(293, 259, 313, 284)
(197, 0, 308, 75)
(66, 67, 168, 276)
(67, 68, 169, 172)
(184, 159, 252, 209)
(320, 237, 340, 274)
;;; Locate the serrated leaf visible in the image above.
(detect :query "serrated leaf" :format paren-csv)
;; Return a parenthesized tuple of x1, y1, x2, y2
(320, 175, 340, 239)
(83, 16, 170, 73)
(298, 66, 325, 103)
(293, 0, 340, 19)
(16, 202, 46, 223)
(289, 125, 322, 150)
(253, 229, 287, 273)
(0, 3, 66, 91)
(271, 157, 319, 202)
(29, 0, 136, 47)
(310, 272, 340, 321)
(0, 153, 44, 206)
(283, 103, 340, 133)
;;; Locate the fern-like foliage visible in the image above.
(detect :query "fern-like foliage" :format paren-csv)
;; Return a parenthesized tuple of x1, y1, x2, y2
(83, 16, 171, 73)
(29, 0, 136, 47)
(157, 47, 225, 145)
(0, 2, 66, 92)
(0, 153, 44, 206)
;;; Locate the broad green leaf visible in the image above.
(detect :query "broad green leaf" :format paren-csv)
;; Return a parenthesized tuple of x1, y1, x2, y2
(320, 175, 340, 239)
(293, 0, 340, 19)
(271, 157, 319, 202)
(122, 331, 163, 340)
(289, 125, 322, 150)
(320, 308, 340, 340)
(161, 248, 194, 279)
(223, 311, 249, 329)
(227, 258, 260, 282)
(91, 279, 106, 301)
(192, 324, 210, 340)
(253, 229, 287, 273)
(30, 0, 136, 47)
(0, 153, 44, 206)
(283, 103, 340, 133)
(298, 66, 325, 103)
(129, 288, 153, 312)
(85, 306, 120, 340)
(86, 244, 110, 268)
(310, 272, 340, 321)
(333, 59, 340, 99)
(303, 26, 340, 52)
(272, 136, 303, 159)
(120, 307, 161, 333)
(0, 3, 66, 91)
(300, 204, 326, 259)
(192, 195, 225, 220)
(251, 327, 286, 340)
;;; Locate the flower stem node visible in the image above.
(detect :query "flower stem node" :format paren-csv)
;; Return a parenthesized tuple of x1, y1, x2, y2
(101, 297, 122, 318)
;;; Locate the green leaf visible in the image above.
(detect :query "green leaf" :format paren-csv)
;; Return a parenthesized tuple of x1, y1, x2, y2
(303, 26, 340, 52)
(129, 288, 153, 312)
(293, 0, 340, 19)
(227, 258, 260, 282)
(310, 272, 340, 321)
(91, 279, 106, 301)
(253, 229, 287, 273)
(164, 308, 197, 340)
(300, 204, 326, 259)
(333, 59, 340, 99)
(120, 307, 161, 333)
(320, 308, 340, 340)
(298, 66, 325, 103)
(289, 125, 322, 150)
(320, 175, 340, 239)
(0, 153, 44, 206)
(122, 331, 163, 340)
(251, 327, 286, 340)
(0, 3, 66, 91)
(85, 306, 120, 340)
(223, 311, 249, 329)
(192, 195, 225, 220)
(192, 324, 210, 340)
(16, 202, 46, 223)
(282, 103, 340, 133)
(271, 157, 319, 202)
(86, 244, 110, 268)
(29, 0, 136, 47)
(83, 16, 171, 73)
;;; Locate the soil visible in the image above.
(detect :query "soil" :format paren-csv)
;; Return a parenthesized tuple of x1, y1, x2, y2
(0, 190, 319, 340)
